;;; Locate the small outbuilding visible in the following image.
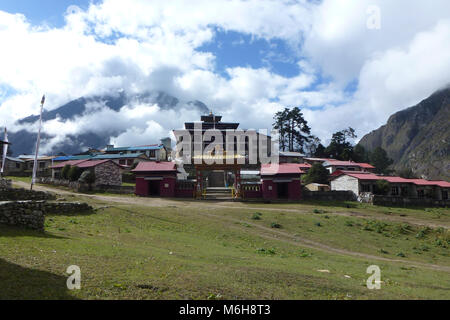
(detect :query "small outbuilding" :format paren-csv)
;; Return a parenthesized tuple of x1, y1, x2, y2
(305, 183, 330, 192)
(260, 163, 305, 200)
(132, 161, 177, 197)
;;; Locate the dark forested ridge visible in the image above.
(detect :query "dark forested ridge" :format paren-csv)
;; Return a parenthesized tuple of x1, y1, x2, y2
(359, 87, 450, 180)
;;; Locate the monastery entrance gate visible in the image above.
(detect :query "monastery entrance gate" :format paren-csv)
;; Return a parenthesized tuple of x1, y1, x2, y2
(194, 163, 242, 200)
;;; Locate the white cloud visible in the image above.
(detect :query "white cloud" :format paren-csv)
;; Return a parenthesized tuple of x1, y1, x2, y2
(0, 0, 449, 154)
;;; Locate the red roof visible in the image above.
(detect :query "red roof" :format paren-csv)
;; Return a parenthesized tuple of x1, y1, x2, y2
(406, 179, 444, 186)
(331, 170, 372, 176)
(77, 160, 113, 168)
(304, 157, 335, 162)
(298, 163, 312, 169)
(325, 160, 375, 169)
(332, 172, 450, 187)
(345, 173, 382, 180)
(432, 181, 450, 188)
(261, 163, 305, 176)
(51, 160, 88, 169)
(382, 176, 413, 183)
(132, 161, 176, 172)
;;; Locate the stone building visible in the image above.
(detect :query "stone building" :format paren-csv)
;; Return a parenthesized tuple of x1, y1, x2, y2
(50, 159, 123, 186)
(77, 160, 123, 186)
(0, 156, 24, 175)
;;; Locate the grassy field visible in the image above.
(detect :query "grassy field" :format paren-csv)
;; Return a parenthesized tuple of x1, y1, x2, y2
(0, 180, 449, 299)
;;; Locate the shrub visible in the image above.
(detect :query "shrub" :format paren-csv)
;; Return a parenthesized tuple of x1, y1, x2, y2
(415, 230, 425, 239)
(251, 212, 262, 220)
(68, 166, 82, 182)
(79, 170, 96, 185)
(61, 164, 71, 180)
(396, 252, 406, 257)
(256, 248, 276, 255)
(303, 163, 329, 185)
(270, 222, 281, 229)
(299, 250, 312, 258)
(374, 180, 390, 195)
(396, 223, 412, 234)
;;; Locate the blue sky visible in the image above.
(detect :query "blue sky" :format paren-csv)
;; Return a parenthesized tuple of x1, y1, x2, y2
(1, 0, 308, 81)
(199, 29, 301, 79)
(0, 0, 94, 27)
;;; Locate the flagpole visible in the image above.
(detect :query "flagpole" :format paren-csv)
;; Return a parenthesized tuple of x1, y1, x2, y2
(0, 127, 8, 178)
(31, 95, 45, 190)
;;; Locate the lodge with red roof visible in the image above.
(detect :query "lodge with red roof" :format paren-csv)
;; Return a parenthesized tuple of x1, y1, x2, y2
(330, 171, 450, 201)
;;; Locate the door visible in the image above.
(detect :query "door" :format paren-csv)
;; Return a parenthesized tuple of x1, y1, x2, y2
(148, 180, 160, 196)
(277, 182, 289, 198)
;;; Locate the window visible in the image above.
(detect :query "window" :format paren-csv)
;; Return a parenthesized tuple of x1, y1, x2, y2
(149, 150, 156, 158)
(361, 184, 371, 192)
(39, 162, 45, 168)
(417, 189, 425, 198)
(391, 186, 399, 196)
(127, 159, 133, 166)
(16, 163, 20, 169)
(401, 187, 409, 196)
(119, 159, 126, 165)
(442, 190, 448, 200)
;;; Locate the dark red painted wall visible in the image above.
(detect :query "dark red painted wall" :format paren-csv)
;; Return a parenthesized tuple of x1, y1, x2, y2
(242, 185, 263, 198)
(262, 180, 277, 199)
(135, 177, 149, 196)
(288, 180, 301, 200)
(159, 178, 176, 197)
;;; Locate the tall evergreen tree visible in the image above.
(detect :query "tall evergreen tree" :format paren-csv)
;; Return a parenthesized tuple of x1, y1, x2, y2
(273, 108, 290, 151)
(369, 147, 393, 174)
(353, 144, 369, 163)
(303, 163, 330, 184)
(273, 107, 311, 153)
(325, 127, 357, 160)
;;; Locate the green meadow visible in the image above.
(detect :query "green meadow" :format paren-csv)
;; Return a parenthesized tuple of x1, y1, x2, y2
(0, 180, 449, 299)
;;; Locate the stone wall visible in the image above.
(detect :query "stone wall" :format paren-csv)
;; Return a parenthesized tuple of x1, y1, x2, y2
(0, 200, 94, 230)
(95, 162, 122, 186)
(0, 201, 45, 230)
(37, 177, 132, 194)
(302, 190, 356, 201)
(373, 195, 450, 207)
(0, 178, 12, 189)
(36, 177, 80, 189)
(0, 188, 56, 201)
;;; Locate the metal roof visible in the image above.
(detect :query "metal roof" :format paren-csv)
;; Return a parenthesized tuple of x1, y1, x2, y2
(279, 151, 305, 157)
(92, 153, 145, 160)
(107, 145, 164, 152)
(53, 155, 93, 161)
(51, 160, 89, 169)
(5, 156, 24, 163)
(323, 160, 375, 169)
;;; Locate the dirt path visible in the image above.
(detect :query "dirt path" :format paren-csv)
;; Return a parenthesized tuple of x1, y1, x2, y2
(12, 180, 450, 272)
